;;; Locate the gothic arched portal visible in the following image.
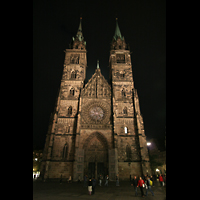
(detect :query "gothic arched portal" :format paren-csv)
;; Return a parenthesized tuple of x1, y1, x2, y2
(83, 132, 108, 179)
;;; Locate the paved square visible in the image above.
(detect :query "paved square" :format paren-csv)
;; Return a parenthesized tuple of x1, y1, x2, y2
(33, 180, 166, 200)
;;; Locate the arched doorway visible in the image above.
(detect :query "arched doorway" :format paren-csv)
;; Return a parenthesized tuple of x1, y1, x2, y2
(83, 132, 108, 179)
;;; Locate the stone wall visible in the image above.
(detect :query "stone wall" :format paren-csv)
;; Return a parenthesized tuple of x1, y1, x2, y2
(47, 161, 73, 179)
(118, 162, 142, 180)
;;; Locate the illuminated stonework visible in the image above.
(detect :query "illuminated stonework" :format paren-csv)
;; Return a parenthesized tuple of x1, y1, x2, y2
(41, 19, 151, 181)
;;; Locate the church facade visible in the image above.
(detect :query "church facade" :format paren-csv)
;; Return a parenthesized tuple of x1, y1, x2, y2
(40, 19, 151, 181)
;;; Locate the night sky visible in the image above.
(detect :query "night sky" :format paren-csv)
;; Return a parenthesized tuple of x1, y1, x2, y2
(33, 0, 166, 151)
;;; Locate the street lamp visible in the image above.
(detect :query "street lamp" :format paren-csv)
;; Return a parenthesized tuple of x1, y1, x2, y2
(147, 142, 151, 146)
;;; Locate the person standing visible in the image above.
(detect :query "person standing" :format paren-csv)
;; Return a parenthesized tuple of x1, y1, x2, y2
(68, 175, 71, 183)
(88, 178, 92, 195)
(131, 176, 138, 196)
(99, 174, 102, 186)
(105, 175, 109, 186)
(116, 174, 119, 186)
(146, 177, 154, 196)
(137, 177, 145, 197)
(159, 174, 164, 186)
(91, 177, 96, 195)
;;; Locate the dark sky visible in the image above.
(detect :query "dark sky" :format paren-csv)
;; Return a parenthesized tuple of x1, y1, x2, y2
(33, 0, 166, 151)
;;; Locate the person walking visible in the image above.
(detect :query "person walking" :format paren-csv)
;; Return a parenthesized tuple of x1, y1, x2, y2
(146, 177, 154, 196)
(131, 176, 138, 196)
(159, 174, 164, 186)
(91, 177, 96, 195)
(137, 177, 145, 197)
(105, 175, 109, 186)
(150, 175, 155, 187)
(116, 174, 119, 186)
(88, 178, 92, 195)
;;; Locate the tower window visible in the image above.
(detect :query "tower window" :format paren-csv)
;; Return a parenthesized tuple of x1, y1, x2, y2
(63, 143, 68, 160)
(120, 72, 125, 78)
(123, 107, 127, 115)
(124, 127, 128, 134)
(116, 54, 125, 63)
(68, 106, 72, 115)
(122, 89, 126, 97)
(66, 125, 70, 133)
(70, 88, 75, 96)
(71, 71, 76, 79)
(126, 145, 131, 161)
(70, 55, 79, 64)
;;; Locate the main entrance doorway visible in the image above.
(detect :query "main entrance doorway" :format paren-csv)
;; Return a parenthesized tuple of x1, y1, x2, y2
(84, 132, 108, 179)
(88, 162, 105, 178)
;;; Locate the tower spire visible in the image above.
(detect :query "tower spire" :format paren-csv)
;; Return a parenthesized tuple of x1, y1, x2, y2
(70, 17, 86, 49)
(76, 17, 83, 41)
(97, 60, 99, 69)
(114, 18, 123, 40)
(111, 18, 126, 50)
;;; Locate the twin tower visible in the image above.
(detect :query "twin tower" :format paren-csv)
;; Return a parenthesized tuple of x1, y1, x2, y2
(41, 18, 151, 181)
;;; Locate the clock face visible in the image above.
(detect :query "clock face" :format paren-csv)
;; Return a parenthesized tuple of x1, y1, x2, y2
(89, 106, 104, 121)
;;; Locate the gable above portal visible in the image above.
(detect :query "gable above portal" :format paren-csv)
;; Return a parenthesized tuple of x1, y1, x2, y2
(81, 68, 111, 98)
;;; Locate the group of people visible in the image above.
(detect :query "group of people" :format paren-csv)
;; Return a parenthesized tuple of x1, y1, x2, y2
(131, 174, 166, 197)
(131, 176, 154, 197)
(83, 174, 166, 196)
(84, 174, 109, 195)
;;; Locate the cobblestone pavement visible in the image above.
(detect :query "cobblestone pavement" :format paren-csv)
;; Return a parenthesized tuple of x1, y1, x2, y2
(33, 179, 166, 200)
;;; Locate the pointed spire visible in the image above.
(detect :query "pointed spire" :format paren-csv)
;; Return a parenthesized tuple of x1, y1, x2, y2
(76, 17, 83, 41)
(114, 18, 123, 40)
(70, 17, 86, 49)
(97, 60, 99, 69)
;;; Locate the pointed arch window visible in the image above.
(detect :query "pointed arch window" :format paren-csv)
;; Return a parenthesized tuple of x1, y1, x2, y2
(71, 71, 76, 79)
(126, 145, 131, 161)
(120, 71, 125, 78)
(68, 106, 72, 115)
(122, 89, 126, 97)
(70, 54, 79, 64)
(66, 125, 70, 133)
(70, 88, 75, 96)
(116, 54, 125, 63)
(124, 126, 128, 134)
(123, 107, 127, 115)
(63, 143, 68, 160)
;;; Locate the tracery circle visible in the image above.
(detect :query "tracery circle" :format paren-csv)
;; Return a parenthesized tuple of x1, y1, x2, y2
(89, 106, 104, 121)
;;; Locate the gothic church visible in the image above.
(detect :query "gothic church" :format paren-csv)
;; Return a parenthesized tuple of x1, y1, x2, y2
(41, 18, 151, 181)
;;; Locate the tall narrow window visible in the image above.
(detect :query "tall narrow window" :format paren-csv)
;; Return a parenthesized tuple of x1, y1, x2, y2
(126, 145, 131, 161)
(66, 125, 70, 133)
(70, 88, 75, 96)
(124, 126, 128, 134)
(122, 89, 126, 97)
(123, 107, 127, 115)
(68, 106, 72, 115)
(63, 143, 68, 160)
